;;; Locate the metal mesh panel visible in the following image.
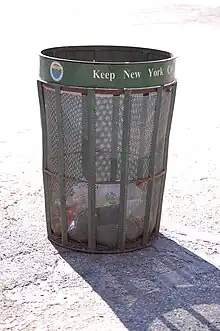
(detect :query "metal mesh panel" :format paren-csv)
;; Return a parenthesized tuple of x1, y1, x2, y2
(116, 95, 125, 180)
(95, 95, 113, 182)
(141, 93, 157, 179)
(96, 95, 113, 151)
(61, 91, 84, 180)
(61, 91, 83, 154)
(154, 90, 172, 174)
(96, 153, 111, 182)
(128, 94, 142, 180)
(48, 175, 60, 204)
(49, 175, 60, 236)
(95, 94, 123, 182)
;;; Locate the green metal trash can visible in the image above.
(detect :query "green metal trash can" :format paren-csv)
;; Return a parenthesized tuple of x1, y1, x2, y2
(37, 45, 177, 253)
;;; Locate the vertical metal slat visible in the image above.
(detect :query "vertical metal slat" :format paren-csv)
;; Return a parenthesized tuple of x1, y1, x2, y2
(87, 90, 97, 251)
(55, 85, 68, 245)
(117, 90, 132, 250)
(155, 82, 177, 234)
(137, 93, 149, 179)
(37, 81, 52, 237)
(143, 87, 163, 244)
(82, 92, 89, 180)
(111, 94, 120, 181)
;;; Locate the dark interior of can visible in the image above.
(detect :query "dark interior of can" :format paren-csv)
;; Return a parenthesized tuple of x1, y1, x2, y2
(41, 45, 172, 63)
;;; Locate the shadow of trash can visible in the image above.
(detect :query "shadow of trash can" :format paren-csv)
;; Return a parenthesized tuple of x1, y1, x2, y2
(37, 45, 177, 253)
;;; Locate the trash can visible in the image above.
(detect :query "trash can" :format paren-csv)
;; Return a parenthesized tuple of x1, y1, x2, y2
(37, 45, 177, 253)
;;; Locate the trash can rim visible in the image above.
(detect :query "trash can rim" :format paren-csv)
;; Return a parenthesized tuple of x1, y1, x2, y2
(40, 45, 176, 65)
(39, 45, 176, 88)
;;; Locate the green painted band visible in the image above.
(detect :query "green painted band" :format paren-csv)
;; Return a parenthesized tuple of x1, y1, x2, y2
(39, 47, 176, 89)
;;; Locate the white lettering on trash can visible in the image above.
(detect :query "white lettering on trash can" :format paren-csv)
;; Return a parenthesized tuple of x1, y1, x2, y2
(148, 67, 164, 77)
(167, 64, 174, 75)
(93, 70, 116, 82)
(124, 69, 141, 79)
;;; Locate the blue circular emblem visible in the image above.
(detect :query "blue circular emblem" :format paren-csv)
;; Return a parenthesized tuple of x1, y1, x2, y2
(50, 61, 63, 82)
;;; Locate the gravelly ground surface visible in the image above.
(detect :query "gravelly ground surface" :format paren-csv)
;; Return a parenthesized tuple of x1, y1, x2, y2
(0, 1, 220, 330)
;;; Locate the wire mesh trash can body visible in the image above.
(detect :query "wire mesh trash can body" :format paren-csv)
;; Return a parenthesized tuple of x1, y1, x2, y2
(37, 45, 177, 253)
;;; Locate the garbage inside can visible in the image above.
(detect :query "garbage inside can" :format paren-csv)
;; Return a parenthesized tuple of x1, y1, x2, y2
(37, 45, 177, 253)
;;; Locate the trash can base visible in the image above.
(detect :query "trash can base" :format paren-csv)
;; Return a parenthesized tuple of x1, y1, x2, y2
(49, 229, 159, 254)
